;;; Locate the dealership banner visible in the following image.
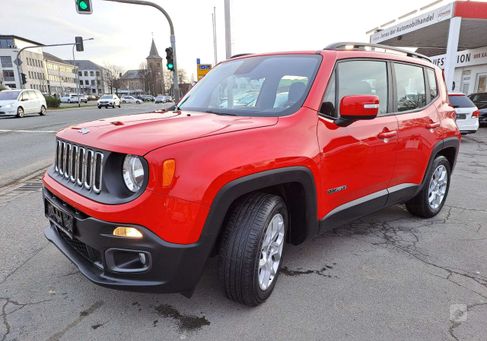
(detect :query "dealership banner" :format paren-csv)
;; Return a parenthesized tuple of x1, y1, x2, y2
(370, 3, 453, 44)
(432, 46, 487, 69)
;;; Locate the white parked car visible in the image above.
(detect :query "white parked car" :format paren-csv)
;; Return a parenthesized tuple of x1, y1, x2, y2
(97, 94, 121, 109)
(0, 89, 47, 118)
(449, 93, 480, 135)
(155, 95, 172, 104)
(61, 93, 88, 104)
(121, 95, 142, 104)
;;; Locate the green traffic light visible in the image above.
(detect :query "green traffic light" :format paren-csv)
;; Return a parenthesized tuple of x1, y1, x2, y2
(167, 63, 174, 70)
(79, 1, 88, 10)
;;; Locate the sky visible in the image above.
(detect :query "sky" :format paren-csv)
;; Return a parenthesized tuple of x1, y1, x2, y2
(1, 0, 449, 80)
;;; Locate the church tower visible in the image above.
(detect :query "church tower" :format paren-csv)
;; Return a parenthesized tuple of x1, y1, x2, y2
(146, 38, 164, 95)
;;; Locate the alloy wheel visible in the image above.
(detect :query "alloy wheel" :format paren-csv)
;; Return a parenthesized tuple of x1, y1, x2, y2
(428, 164, 448, 210)
(258, 213, 285, 291)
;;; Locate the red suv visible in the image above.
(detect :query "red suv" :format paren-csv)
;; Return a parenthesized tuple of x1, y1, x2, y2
(43, 43, 460, 306)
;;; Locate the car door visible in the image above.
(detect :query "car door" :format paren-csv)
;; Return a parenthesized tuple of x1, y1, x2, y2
(317, 59, 398, 229)
(28, 90, 40, 113)
(20, 91, 33, 113)
(390, 64, 441, 196)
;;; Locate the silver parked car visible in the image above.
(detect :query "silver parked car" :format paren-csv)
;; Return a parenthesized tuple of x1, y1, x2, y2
(0, 89, 47, 118)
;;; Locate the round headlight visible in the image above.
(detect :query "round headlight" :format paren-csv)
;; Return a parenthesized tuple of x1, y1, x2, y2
(122, 155, 145, 192)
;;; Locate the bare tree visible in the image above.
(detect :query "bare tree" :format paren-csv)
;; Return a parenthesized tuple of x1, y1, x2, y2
(104, 63, 125, 95)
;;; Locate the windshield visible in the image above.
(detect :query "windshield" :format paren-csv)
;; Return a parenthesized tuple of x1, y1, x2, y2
(0, 91, 21, 101)
(101, 95, 112, 99)
(179, 55, 322, 117)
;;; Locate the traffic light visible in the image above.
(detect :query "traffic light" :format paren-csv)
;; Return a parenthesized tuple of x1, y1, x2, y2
(75, 36, 84, 52)
(75, 0, 92, 14)
(165, 47, 174, 71)
(21, 73, 27, 85)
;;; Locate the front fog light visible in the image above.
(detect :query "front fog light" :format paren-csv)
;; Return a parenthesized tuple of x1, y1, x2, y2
(122, 155, 145, 192)
(113, 226, 143, 239)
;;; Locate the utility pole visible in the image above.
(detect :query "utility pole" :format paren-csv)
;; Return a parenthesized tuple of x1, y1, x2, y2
(224, 0, 232, 59)
(212, 6, 218, 65)
(103, 0, 181, 102)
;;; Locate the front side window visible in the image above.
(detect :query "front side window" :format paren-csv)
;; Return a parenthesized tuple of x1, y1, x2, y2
(321, 71, 336, 117)
(179, 55, 321, 117)
(394, 63, 426, 112)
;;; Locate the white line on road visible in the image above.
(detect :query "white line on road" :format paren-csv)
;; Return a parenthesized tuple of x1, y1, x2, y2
(0, 129, 57, 133)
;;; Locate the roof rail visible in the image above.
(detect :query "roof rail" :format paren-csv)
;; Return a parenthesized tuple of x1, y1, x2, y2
(230, 53, 253, 59)
(324, 42, 432, 62)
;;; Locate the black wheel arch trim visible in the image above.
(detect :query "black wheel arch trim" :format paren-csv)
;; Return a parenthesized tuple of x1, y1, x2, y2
(420, 136, 460, 190)
(200, 166, 319, 245)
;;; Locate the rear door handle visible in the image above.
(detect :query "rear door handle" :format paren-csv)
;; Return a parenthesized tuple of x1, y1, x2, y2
(426, 122, 440, 129)
(378, 130, 397, 139)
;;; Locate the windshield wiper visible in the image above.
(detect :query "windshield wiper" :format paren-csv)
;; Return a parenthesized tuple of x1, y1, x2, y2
(204, 110, 237, 116)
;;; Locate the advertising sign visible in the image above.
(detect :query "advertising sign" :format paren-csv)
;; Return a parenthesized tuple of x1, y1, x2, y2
(370, 3, 453, 44)
(432, 46, 487, 69)
(197, 63, 212, 81)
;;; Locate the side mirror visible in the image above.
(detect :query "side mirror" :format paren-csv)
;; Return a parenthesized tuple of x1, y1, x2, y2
(336, 95, 379, 127)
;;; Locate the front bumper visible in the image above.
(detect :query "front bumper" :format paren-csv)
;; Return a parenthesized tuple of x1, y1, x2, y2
(43, 189, 209, 295)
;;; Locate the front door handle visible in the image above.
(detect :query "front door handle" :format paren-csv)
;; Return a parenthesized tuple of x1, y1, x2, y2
(426, 122, 440, 129)
(378, 130, 397, 139)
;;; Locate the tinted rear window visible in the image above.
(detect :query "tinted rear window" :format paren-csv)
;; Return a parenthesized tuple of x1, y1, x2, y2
(449, 95, 475, 108)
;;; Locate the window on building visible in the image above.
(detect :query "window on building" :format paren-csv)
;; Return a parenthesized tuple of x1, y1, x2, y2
(85, 80, 89, 85)
(80, 80, 83, 85)
(394, 63, 426, 112)
(0, 56, 13, 67)
(78, 71, 82, 76)
(96, 71, 100, 77)
(84, 71, 88, 76)
(0, 38, 15, 49)
(91, 80, 95, 86)
(90, 71, 94, 76)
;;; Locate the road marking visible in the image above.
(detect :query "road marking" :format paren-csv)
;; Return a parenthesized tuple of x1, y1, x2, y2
(0, 129, 57, 133)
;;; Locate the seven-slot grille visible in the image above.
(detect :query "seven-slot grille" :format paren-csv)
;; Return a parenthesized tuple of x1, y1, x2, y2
(54, 140, 104, 194)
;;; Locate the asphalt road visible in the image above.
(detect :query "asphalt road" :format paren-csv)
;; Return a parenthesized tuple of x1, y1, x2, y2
(0, 102, 173, 188)
(0, 127, 486, 340)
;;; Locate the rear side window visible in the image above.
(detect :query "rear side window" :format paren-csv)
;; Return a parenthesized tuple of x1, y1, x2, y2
(426, 68, 438, 102)
(394, 63, 426, 112)
(449, 95, 476, 108)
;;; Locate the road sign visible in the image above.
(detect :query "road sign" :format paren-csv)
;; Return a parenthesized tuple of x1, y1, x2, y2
(197, 63, 212, 81)
(14, 58, 22, 66)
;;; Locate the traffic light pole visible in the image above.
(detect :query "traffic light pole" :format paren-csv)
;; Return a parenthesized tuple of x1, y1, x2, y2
(15, 42, 77, 90)
(103, 0, 180, 102)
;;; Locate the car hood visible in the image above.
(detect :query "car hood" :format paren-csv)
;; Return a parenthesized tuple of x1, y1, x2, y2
(0, 100, 17, 107)
(57, 111, 278, 155)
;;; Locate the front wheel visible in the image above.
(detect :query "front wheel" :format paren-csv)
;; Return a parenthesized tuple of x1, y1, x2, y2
(39, 105, 47, 116)
(219, 193, 287, 306)
(406, 155, 451, 218)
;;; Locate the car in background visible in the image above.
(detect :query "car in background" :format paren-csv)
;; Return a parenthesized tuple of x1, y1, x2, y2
(87, 95, 99, 101)
(97, 94, 121, 109)
(469, 92, 487, 126)
(449, 93, 480, 134)
(0, 89, 47, 118)
(141, 95, 155, 102)
(60, 93, 88, 104)
(121, 95, 142, 104)
(155, 95, 172, 103)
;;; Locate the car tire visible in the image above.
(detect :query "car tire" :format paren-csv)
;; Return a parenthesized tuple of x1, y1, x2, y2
(406, 155, 451, 218)
(39, 105, 47, 116)
(16, 106, 24, 118)
(219, 192, 288, 306)
(118, 104, 121, 108)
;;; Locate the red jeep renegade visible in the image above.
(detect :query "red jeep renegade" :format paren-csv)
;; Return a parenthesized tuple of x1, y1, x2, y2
(43, 43, 460, 306)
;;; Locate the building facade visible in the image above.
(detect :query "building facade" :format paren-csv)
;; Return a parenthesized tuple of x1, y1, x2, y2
(431, 46, 487, 95)
(0, 35, 45, 91)
(43, 52, 77, 96)
(66, 60, 110, 96)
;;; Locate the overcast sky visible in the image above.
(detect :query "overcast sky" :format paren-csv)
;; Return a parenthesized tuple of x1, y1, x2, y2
(2, 0, 448, 80)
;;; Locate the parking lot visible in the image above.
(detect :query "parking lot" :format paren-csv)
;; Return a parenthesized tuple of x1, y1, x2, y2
(0, 112, 486, 340)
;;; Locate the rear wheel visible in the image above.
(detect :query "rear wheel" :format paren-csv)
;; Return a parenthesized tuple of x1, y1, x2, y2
(406, 155, 451, 218)
(39, 105, 47, 116)
(219, 193, 287, 306)
(16, 106, 24, 118)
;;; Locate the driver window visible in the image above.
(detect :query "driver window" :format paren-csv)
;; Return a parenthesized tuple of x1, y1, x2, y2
(337, 60, 388, 115)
